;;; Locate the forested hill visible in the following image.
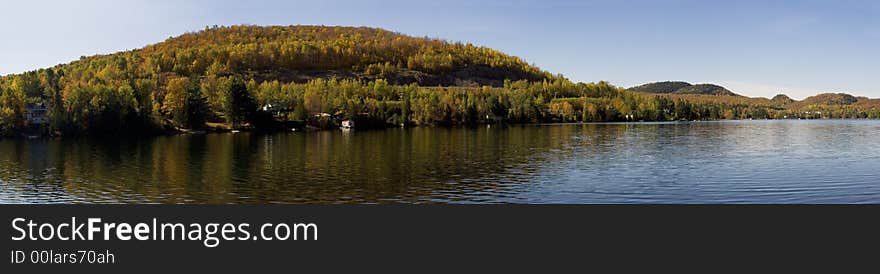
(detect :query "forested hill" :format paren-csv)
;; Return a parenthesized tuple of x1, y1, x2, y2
(628, 81, 740, 96)
(69, 25, 552, 87)
(0, 25, 563, 136)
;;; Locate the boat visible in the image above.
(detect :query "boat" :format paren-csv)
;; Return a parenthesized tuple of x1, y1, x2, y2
(341, 120, 354, 129)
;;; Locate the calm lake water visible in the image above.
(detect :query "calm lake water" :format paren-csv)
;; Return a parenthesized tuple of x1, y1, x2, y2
(1, 120, 879, 204)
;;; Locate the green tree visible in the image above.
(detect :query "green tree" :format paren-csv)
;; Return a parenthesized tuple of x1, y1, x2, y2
(220, 76, 257, 128)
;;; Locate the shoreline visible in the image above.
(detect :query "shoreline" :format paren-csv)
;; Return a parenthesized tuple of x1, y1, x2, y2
(3, 118, 878, 140)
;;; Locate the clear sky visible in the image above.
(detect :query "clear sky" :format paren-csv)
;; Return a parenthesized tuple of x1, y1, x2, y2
(1, 0, 878, 99)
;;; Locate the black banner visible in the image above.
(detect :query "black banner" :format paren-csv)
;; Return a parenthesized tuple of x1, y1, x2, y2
(2, 205, 877, 272)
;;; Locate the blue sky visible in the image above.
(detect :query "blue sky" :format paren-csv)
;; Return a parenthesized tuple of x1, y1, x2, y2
(1, 0, 878, 99)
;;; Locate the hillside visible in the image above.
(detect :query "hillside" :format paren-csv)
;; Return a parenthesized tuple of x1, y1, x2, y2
(62, 25, 552, 87)
(627, 81, 739, 96)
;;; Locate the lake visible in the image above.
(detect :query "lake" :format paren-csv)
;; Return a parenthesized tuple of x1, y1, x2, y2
(1, 120, 879, 204)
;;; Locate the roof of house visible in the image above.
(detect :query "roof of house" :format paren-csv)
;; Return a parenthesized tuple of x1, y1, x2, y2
(27, 102, 47, 109)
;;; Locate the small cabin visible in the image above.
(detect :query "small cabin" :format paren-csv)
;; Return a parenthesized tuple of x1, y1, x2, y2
(341, 120, 354, 129)
(26, 103, 49, 126)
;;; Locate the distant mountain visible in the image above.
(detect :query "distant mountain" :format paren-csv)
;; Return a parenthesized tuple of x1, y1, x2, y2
(674, 84, 739, 96)
(771, 94, 795, 106)
(771, 94, 794, 102)
(783, 92, 880, 109)
(799, 93, 860, 105)
(627, 81, 692, 94)
(627, 81, 739, 96)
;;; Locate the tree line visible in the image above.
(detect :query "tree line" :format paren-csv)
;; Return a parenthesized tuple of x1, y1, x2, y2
(3, 70, 880, 137)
